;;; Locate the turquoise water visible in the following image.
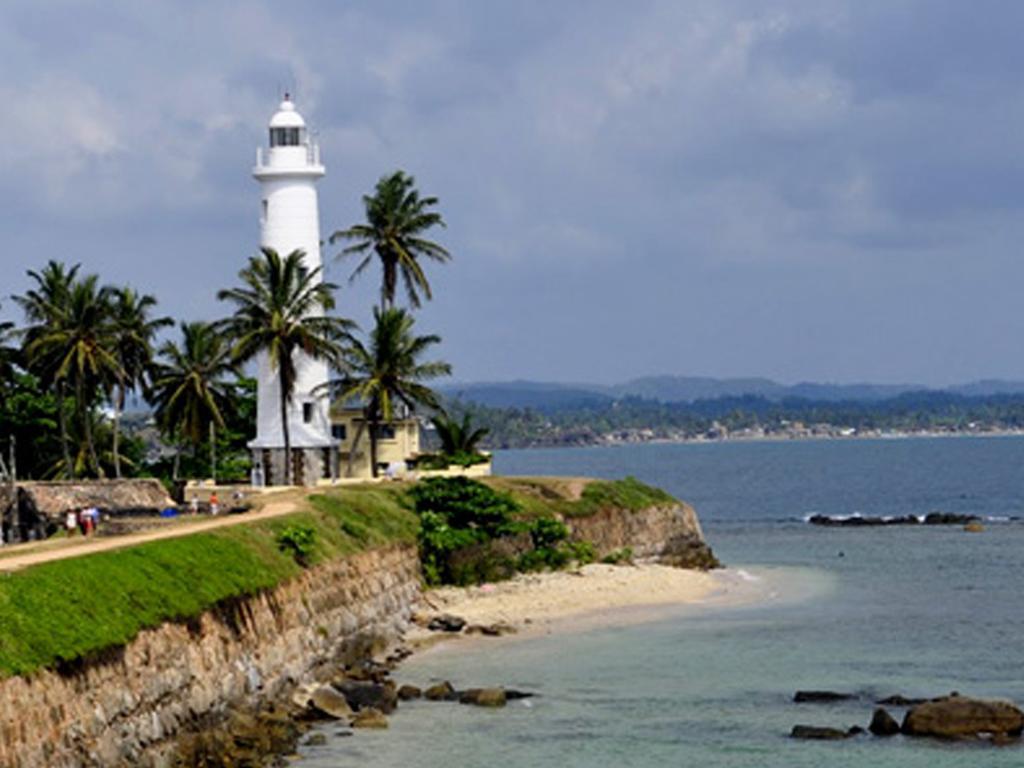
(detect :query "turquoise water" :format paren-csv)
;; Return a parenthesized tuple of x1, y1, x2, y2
(300, 437, 1024, 766)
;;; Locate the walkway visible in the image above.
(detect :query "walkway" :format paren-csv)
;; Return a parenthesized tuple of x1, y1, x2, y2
(0, 493, 301, 572)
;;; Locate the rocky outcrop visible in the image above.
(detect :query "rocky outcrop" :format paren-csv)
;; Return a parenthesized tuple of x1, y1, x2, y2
(794, 690, 856, 703)
(790, 725, 854, 740)
(869, 708, 900, 736)
(566, 502, 719, 569)
(0, 544, 420, 768)
(901, 695, 1024, 740)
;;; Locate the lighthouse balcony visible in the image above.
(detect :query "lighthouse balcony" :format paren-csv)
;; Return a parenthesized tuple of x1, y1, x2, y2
(254, 144, 324, 178)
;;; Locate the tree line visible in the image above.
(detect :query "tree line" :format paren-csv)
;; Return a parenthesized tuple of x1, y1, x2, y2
(446, 390, 1024, 449)
(0, 170, 476, 483)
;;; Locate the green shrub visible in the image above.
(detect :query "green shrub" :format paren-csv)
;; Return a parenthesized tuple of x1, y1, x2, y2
(415, 451, 490, 470)
(276, 524, 317, 566)
(602, 547, 634, 565)
(567, 540, 596, 565)
(410, 477, 523, 586)
(417, 509, 485, 585)
(410, 477, 519, 537)
(528, 516, 569, 549)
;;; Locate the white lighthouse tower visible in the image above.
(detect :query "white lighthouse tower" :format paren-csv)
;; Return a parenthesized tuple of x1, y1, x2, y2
(249, 95, 336, 486)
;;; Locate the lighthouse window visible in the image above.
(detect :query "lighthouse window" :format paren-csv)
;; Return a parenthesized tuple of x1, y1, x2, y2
(302, 403, 314, 423)
(269, 127, 302, 147)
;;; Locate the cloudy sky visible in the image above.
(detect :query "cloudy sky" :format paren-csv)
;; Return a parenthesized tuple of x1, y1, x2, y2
(2, 1, 1023, 386)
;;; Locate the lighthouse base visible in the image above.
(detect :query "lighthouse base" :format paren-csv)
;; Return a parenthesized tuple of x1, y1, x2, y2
(250, 446, 338, 487)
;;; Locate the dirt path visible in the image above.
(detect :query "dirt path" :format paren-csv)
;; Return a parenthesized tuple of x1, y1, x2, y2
(0, 493, 302, 572)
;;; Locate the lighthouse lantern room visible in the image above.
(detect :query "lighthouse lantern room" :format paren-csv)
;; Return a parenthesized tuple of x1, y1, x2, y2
(248, 95, 336, 486)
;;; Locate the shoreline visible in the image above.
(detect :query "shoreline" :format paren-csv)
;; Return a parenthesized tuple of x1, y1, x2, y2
(495, 428, 1024, 452)
(404, 563, 820, 654)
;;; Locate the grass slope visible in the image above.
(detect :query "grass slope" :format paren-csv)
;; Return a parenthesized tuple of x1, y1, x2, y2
(485, 476, 678, 518)
(0, 487, 416, 678)
(0, 477, 667, 678)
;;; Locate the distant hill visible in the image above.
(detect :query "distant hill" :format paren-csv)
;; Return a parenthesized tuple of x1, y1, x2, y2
(441, 376, 1024, 410)
(438, 381, 613, 410)
(610, 376, 784, 402)
(947, 379, 1024, 398)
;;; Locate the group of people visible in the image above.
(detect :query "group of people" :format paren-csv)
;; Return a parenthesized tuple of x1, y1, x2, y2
(188, 492, 220, 515)
(64, 506, 101, 536)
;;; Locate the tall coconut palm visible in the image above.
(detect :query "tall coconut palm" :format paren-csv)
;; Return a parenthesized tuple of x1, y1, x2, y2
(150, 322, 238, 481)
(336, 307, 450, 477)
(23, 275, 118, 477)
(109, 287, 172, 478)
(329, 170, 451, 311)
(217, 248, 354, 485)
(14, 260, 80, 475)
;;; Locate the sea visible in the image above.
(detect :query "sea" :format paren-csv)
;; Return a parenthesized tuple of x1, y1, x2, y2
(298, 437, 1024, 767)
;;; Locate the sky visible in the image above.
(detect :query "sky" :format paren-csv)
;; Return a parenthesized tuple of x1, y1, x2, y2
(2, 1, 1023, 387)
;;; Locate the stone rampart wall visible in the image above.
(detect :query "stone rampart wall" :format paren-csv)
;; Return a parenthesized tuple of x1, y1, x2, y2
(0, 544, 420, 768)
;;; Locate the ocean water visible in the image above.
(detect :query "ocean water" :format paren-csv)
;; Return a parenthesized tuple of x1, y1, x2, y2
(299, 437, 1024, 766)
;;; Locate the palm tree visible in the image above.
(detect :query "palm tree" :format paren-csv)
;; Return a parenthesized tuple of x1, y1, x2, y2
(149, 322, 238, 481)
(24, 274, 118, 477)
(329, 170, 451, 311)
(217, 248, 354, 485)
(109, 287, 171, 478)
(431, 411, 489, 458)
(0, 306, 19, 482)
(14, 260, 81, 475)
(336, 307, 451, 477)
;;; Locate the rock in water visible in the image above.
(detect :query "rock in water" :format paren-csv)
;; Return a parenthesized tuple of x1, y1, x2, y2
(397, 684, 422, 700)
(964, 521, 985, 533)
(351, 708, 389, 729)
(790, 725, 850, 740)
(869, 708, 901, 736)
(876, 695, 926, 707)
(309, 685, 353, 720)
(338, 680, 398, 714)
(459, 688, 508, 707)
(794, 690, 856, 703)
(424, 681, 457, 701)
(901, 695, 1024, 739)
(505, 690, 535, 700)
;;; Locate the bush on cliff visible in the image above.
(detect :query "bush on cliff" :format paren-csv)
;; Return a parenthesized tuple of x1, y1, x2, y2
(409, 477, 522, 585)
(409, 477, 601, 585)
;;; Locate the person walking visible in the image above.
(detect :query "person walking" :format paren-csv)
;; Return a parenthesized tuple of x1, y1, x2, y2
(65, 509, 78, 537)
(209, 492, 219, 516)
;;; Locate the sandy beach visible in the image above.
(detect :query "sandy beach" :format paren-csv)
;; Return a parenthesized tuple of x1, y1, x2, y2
(409, 563, 778, 644)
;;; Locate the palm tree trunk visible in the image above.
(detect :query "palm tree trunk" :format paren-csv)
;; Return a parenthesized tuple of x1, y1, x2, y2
(382, 258, 396, 311)
(112, 381, 123, 479)
(172, 444, 180, 482)
(78, 379, 102, 479)
(209, 421, 216, 484)
(56, 381, 72, 477)
(368, 409, 380, 478)
(346, 420, 367, 478)
(279, 368, 292, 486)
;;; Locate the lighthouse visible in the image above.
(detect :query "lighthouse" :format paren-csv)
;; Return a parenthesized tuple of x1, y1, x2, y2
(248, 95, 336, 486)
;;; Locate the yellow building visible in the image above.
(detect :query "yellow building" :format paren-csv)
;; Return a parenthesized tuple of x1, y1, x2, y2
(330, 407, 421, 479)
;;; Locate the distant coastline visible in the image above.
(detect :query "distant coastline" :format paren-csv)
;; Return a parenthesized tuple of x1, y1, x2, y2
(492, 425, 1024, 451)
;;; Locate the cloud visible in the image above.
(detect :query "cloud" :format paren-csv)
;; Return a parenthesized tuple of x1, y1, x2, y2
(2, 0, 1024, 386)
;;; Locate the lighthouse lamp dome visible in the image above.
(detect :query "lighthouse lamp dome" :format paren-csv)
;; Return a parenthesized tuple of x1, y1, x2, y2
(268, 94, 307, 147)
